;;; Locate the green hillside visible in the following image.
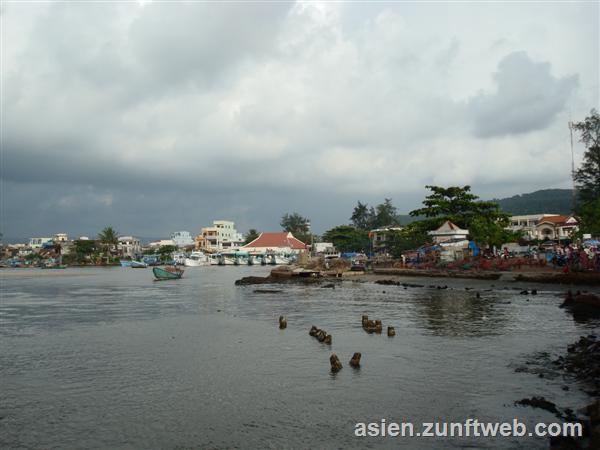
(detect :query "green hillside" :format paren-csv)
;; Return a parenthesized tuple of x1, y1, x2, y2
(492, 189, 574, 215)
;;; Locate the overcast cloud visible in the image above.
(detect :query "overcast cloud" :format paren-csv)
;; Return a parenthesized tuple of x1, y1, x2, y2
(2, 1, 598, 241)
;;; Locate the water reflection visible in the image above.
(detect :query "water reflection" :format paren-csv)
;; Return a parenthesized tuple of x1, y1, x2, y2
(412, 289, 509, 337)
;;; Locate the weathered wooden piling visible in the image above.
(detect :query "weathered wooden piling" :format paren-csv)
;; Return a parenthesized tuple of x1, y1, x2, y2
(330, 354, 343, 372)
(387, 326, 395, 337)
(374, 320, 383, 334)
(349, 352, 361, 368)
(279, 316, 287, 329)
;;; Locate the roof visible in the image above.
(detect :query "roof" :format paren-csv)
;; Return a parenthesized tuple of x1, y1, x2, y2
(242, 232, 307, 250)
(428, 220, 469, 235)
(537, 215, 577, 226)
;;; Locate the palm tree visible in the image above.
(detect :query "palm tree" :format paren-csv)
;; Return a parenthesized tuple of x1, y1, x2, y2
(98, 226, 119, 264)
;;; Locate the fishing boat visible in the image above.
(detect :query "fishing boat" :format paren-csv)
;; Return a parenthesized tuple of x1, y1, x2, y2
(152, 266, 184, 280)
(120, 260, 132, 267)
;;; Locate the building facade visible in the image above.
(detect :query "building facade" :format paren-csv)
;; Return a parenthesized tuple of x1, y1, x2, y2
(118, 236, 142, 258)
(196, 220, 244, 252)
(170, 231, 194, 248)
(369, 226, 403, 254)
(28, 237, 53, 248)
(535, 215, 579, 241)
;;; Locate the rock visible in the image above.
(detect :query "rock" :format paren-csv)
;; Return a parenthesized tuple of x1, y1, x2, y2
(330, 353, 343, 372)
(321, 283, 336, 289)
(387, 326, 396, 337)
(515, 396, 560, 417)
(279, 316, 287, 329)
(349, 352, 361, 368)
(531, 289, 538, 295)
(374, 320, 383, 334)
(362, 315, 369, 328)
(324, 334, 332, 345)
(476, 292, 481, 299)
(309, 325, 318, 336)
(254, 289, 283, 293)
(520, 289, 529, 295)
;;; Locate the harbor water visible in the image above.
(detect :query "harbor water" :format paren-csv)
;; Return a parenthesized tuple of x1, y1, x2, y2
(1, 267, 599, 449)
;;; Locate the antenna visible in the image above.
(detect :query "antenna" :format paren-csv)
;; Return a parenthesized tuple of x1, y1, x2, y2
(568, 120, 576, 212)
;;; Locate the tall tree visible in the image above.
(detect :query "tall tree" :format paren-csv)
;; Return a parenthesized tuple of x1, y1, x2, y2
(244, 229, 260, 245)
(350, 201, 374, 230)
(372, 198, 400, 228)
(98, 226, 119, 261)
(280, 212, 309, 234)
(572, 109, 600, 204)
(322, 225, 370, 253)
(409, 185, 511, 247)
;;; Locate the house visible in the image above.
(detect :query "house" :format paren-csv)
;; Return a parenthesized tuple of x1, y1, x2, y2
(428, 221, 469, 244)
(241, 232, 307, 253)
(170, 231, 194, 248)
(195, 220, 244, 252)
(507, 214, 561, 240)
(53, 233, 69, 242)
(535, 215, 579, 241)
(118, 236, 142, 258)
(369, 226, 403, 254)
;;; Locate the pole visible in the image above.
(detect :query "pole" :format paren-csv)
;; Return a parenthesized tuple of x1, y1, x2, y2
(569, 121, 576, 212)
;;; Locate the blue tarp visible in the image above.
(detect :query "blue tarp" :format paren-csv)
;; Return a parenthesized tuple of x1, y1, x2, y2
(468, 241, 480, 257)
(583, 239, 600, 247)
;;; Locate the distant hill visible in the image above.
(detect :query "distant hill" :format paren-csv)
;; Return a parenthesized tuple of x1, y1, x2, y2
(492, 189, 574, 215)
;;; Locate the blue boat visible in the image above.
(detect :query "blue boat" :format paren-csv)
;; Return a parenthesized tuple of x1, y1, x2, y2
(120, 260, 132, 267)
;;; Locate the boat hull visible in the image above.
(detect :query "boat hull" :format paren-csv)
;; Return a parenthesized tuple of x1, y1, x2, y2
(152, 266, 184, 280)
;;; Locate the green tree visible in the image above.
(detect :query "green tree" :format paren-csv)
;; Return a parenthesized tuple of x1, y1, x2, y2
(157, 245, 178, 261)
(387, 224, 430, 257)
(350, 201, 374, 230)
(68, 239, 97, 264)
(576, 198, 600, 238)
(322, 225, 370, 253)
(409, 185, 510, 247)
(372, 198, 400, 228)
(280, 212, 311, 243)
(572, 109, 600, 204)
(244, 229, 260, 244)
(98, 226, 119, 262)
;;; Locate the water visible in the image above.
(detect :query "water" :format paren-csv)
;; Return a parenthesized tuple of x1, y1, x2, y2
(1, 267, 599, 449)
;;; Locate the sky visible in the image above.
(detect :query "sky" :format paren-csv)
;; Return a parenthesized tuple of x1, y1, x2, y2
(2, 1, 599, 242)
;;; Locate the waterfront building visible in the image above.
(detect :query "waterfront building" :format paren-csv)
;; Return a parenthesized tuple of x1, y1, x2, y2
(53, 233, 69, 242)
(148, 239, 176, 249)
(118, 236, 142, 258)
(428, 221, 469, 244)
(535, 215, 579, 241)
(507, 214, 560, 240)
(196, 220, 244, 252)
(170, 231, 194, 248)
(369, 226, 403, 254)
(242, 232, 307, 253)
(28, 237, 53, 248)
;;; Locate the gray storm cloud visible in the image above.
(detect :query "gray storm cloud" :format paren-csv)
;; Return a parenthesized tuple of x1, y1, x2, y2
(468, 51, 579, 138)
(2, 1, 597, 239)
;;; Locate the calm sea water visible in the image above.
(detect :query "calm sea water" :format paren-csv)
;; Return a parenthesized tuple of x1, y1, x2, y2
(1, 267, 599, 449)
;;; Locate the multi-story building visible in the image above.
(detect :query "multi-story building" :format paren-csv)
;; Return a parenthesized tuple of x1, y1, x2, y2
(53, 233, 69, 242)
(28, 237, 53, 248)
(507, 214, 578, 241)
(507, 214, 560, 240)
(170, 231, 194, 248)
(118, 236, 142, 258)
(196, 220, 244, 252)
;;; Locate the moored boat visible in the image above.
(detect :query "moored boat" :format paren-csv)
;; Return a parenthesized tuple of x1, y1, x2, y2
(184, 251, 210, 267)
(131, 260, 148, 268)
(152, 266, 184, 280)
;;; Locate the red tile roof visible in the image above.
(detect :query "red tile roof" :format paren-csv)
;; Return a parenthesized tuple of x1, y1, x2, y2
(242, 232, 307, 250)
(538, 215, 576, 226)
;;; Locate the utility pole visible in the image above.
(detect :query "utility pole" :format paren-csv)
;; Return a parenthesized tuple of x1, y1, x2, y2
(568, 121, 576, 213)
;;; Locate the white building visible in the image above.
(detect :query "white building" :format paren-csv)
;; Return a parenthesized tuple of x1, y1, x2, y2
(53, 233, 69, 242)
(507, 214, 560, 240)
(535, 215, 579, 241)
(118, 236, 142, 258)
(196, 220, 244, 252)
(148, 239, 176, 249)
(428, 221, 469, 244)
(170, 231, 194, 248)
(28, 237, 53, 248)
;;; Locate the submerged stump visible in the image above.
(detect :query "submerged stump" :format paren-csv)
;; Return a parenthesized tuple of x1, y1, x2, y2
(279, 316, 287, 329)
(349, 352, 361, 368)
(330, 353, 343, 373)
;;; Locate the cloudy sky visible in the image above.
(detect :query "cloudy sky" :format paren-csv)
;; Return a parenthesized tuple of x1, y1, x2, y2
(2, 1, 598, 241)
